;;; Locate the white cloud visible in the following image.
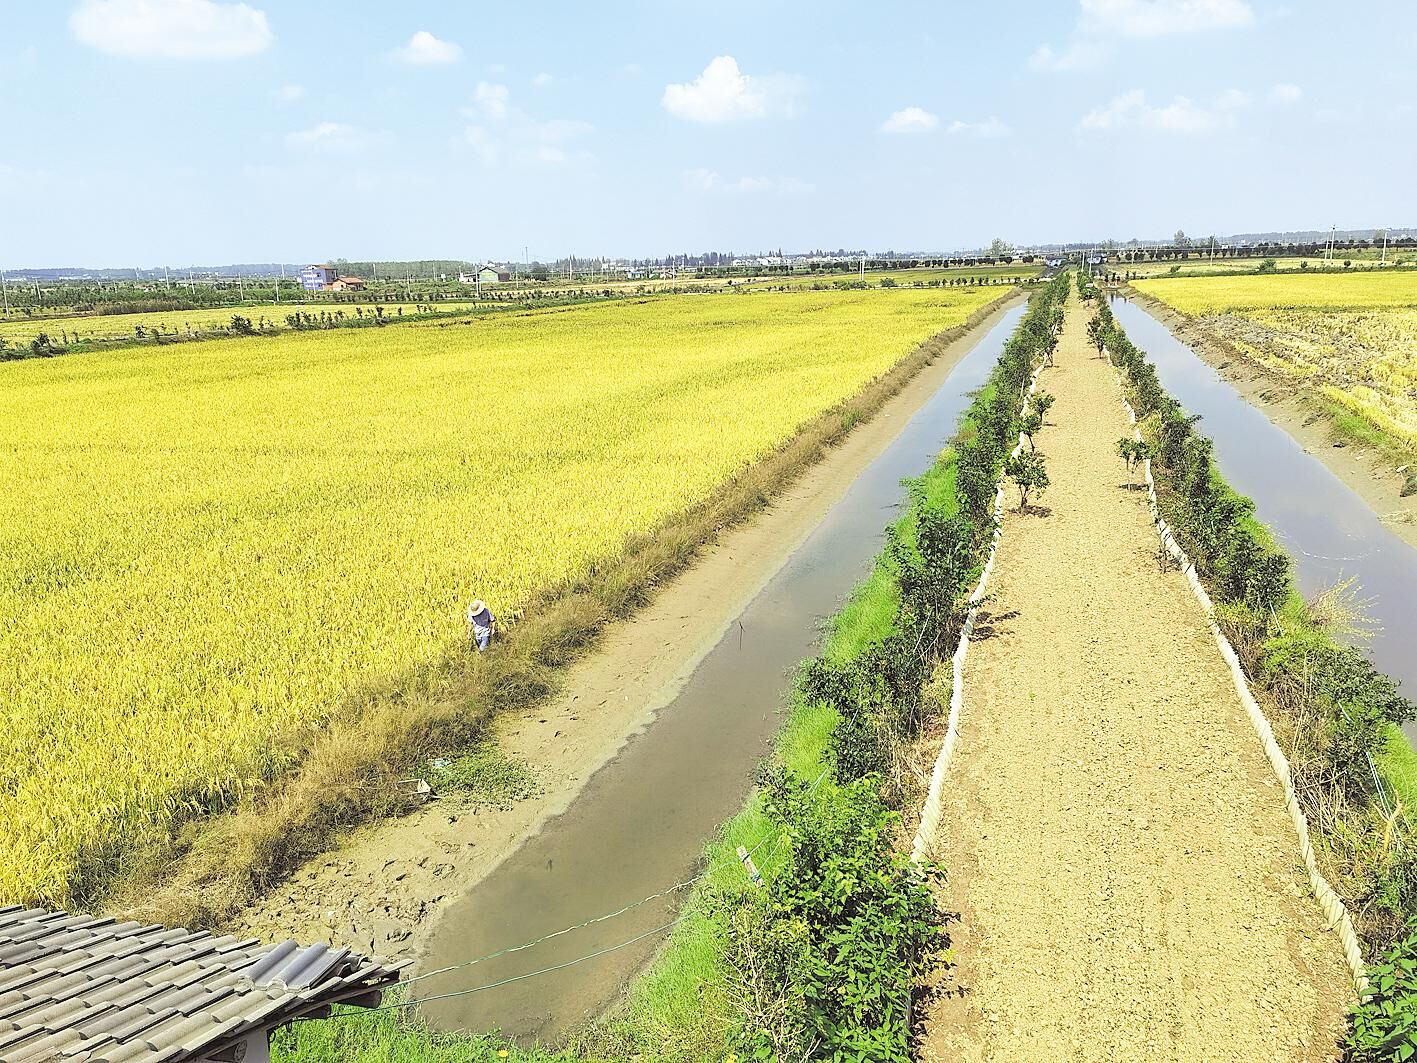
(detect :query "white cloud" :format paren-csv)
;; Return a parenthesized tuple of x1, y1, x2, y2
(1032, 0, 1252, 73)
(532, 72, 553, 88)
(70, 0, 272, 59)
(285, 121, 377, 152)
(947, 116, 1012, 138)
(1080, 88, 1231, 132)
(1080, 0, 1254, 36)
(684, 169, 812, 194)
(881, 106, 939, 134)
(391, 30, 462, 65)
(277, 83, 304, 102)
(472, 81, 511, 120)
(1216, 87, 1252, 110)
(1268, 82, 1302, 104)
(461, 83, 591, 167)
(1027, 40, 1108, 71)
(661, 56, 802, 122)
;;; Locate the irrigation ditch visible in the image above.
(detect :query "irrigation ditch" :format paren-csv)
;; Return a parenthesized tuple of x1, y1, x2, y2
(108, 291, 1027, 932)
(269, 272, 1417, 1059)
(1096, 286, 1417, 1058)
(1110, 296, 1417, 749)
(272, 276, 1070, 1061)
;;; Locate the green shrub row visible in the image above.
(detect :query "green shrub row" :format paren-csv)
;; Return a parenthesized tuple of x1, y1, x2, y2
(709, 271, 1071, 1060)
(1096, 292, 1417, 1060)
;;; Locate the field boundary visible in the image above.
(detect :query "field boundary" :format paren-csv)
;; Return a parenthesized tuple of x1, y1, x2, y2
(112, 289, 1024, 931)
(1107, 324, 1369, 992)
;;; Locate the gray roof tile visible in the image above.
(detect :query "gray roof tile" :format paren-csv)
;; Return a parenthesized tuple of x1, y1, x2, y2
(0, 906, 405, 1061)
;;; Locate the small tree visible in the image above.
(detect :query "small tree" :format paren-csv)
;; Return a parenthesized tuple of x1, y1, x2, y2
(1020, 410, 1043, 450)
(1031, 390, 1056, 423)
(1116, 437, 1154, 486)
(1086, 315, 1108, 358)
(1256, 257, 1277, 273)
(1005, 449, 1049, 510)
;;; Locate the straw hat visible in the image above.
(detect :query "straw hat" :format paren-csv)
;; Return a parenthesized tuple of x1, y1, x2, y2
(471, 599, 487, 614)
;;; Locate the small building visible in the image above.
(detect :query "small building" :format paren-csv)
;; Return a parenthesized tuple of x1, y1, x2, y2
(328, 276, 365, 292)
(477, 265, 511, 284)
(0, 905, 406, 1062)
(298, 264, 337, 291)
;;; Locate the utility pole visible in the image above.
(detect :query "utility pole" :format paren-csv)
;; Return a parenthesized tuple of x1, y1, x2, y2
(0, 266, 9, 314)
(276, 263, 283, 303)
(164, 265, 171, 290)
(1381, 227, 1389, 267)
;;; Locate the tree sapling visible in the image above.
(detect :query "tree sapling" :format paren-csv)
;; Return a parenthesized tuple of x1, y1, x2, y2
(1005, 449, 1049, 511)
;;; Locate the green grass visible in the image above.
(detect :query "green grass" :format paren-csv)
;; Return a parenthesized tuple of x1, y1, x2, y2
(272, 1002, 594, 1062)
(425, 745, 539, 807)
(1377, 726, 1417, 816)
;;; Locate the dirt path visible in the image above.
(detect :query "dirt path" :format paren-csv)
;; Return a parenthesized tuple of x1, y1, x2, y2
(234, 295, 1023, 962)
(921, 294, 1352, 1062)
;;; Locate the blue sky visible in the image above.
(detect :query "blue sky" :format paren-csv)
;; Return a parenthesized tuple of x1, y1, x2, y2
(2, 0, 1414, 266)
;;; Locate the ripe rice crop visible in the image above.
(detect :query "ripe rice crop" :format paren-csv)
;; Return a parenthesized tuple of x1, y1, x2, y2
(0, 286, 1000, 906)
(0, 301, 487, 346)
(1135, 271, 1417, 314)
(1135, 273, 1417, 448)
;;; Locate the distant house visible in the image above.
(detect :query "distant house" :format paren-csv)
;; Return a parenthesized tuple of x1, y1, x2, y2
(328, 276, 365, 292)
(478, 265, 512, 284)
(299, 264, 337, 291)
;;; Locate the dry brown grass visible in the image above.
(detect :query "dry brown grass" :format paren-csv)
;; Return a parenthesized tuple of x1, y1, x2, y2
(111, 294, 1017, 930)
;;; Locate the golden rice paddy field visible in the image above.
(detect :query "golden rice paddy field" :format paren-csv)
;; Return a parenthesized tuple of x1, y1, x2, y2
(0, 285, 1000, 906)
(1121, 253, 1417, 278)
(1135, 272, 1417, 448)
(0, 301, 487, 346)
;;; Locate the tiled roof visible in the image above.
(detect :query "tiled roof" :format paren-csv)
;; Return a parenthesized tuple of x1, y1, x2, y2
(0, 906, 407, 1062)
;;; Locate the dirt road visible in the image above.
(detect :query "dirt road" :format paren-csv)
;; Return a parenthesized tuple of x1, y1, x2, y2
(921, 294, 1352, 1062)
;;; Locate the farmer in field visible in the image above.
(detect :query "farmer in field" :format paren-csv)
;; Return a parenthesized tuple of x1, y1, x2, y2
(467, 598, 497, 652)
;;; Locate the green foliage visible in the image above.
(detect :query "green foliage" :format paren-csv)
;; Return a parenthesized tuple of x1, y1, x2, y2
(271, 1005, 594, 1062)
(1020, 409, 1043, 448)
(1116, 437, 1153, 477)
(425, 746, 539, 807)
(1347, 927, 1417, 1062)
(1030, 389, 1056, 421)
(710, 271, 1072, 1059)
(724, 775, 949, 1062)
(1005, 449, 1049, 510)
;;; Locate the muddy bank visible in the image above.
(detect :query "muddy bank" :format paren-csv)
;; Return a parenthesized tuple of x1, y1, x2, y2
(1124, 288, 1417, 552)
(236, 296, 1027, 984)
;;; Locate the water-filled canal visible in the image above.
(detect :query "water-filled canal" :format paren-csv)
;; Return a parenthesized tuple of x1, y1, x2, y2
(1110, 297, 1417, 745)
(416, 303, 1029, 1041)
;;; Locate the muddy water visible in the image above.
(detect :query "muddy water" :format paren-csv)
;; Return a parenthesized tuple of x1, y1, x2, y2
(1111, 299, 1417, 744)
(414, 304, 1029, 1042)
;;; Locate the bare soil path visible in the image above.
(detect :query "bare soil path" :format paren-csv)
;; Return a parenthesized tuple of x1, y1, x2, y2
(921, 293, 1352, 1062)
